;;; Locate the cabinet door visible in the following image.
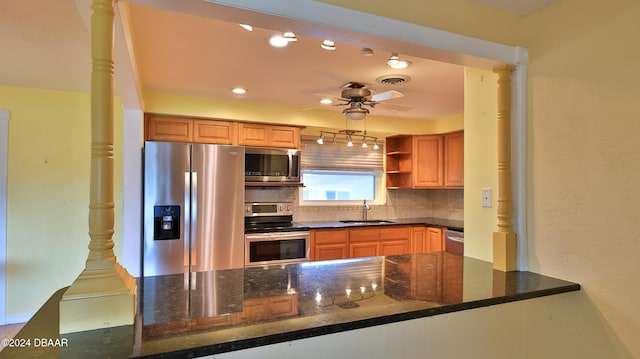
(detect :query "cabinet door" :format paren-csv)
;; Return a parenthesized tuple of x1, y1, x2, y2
(427, 227, 444, 252)
(444, 131, 464, 187)
(270, 126, 300, 148)
(146, 116, 193, 142)
(380, 226, 411, 256)
(311, 229, 348, 261)
(238, 123, 269, 146)
(380, 239, 411, 256)
(193, 120, 237, 144)
(411, 226, 428, 254)
(413, 135, 444, 187)
(350, 242, 379, 258)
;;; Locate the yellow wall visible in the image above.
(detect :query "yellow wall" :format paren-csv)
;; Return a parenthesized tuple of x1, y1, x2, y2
(463, 68, 498, 262)
(2, 85, 123, 319)
(144, 91, 462, 137)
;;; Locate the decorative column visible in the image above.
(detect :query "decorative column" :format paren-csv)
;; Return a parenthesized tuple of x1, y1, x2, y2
(492, 65, 517, 272)
(59, 0, 137, 333)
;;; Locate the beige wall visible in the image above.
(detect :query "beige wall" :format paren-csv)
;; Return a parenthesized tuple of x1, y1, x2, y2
(521, 0, 640, 355)
(1, 85, 123, 320)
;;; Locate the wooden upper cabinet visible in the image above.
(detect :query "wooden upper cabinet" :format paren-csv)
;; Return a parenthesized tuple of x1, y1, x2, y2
(385, 132, 463, 189)
(193, 120, 237, 145)
(270, 126, 300, 148)
(444, 131, 464, 187)
(146, 115, 193, 142)
(238, 123, 300, 148)
(145, 114, 302, 148)
(413, 135, 444, 188)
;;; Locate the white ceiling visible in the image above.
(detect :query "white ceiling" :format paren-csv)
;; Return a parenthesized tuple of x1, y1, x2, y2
(0, 0, 559, 121)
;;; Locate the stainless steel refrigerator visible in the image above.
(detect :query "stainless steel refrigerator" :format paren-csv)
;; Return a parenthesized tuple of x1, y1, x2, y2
(142, 141, 245, 321)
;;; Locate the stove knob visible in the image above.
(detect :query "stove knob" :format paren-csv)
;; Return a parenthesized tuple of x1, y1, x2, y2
(286, 205, 291, 212)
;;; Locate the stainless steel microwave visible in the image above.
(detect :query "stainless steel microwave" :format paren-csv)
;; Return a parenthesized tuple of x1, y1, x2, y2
(245, 147, 301, 184)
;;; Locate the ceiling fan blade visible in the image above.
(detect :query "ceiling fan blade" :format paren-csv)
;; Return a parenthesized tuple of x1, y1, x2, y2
(371, 90, 404, 102)
(375, 102, 412, 112)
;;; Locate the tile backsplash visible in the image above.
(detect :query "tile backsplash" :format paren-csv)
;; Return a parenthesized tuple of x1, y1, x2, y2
(245, 188, 464, 223)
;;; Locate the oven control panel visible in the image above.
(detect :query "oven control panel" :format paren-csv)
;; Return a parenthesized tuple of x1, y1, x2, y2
(244, 202, 293, 217)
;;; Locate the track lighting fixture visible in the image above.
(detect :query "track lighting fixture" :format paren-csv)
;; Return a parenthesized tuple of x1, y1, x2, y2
(315, 131, 379, 150)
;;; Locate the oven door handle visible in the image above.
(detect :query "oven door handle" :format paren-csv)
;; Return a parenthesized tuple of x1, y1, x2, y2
(246, 231, 309, 240)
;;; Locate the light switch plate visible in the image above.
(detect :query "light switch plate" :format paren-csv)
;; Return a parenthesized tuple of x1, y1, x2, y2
(482, 188, 492, 208)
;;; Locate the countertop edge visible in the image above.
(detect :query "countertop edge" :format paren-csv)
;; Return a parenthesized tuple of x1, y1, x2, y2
(139, 281, 580, 358)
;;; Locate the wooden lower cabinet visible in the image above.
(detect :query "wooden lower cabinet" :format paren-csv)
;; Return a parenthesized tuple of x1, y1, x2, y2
(412, 226, 444, 253)
(380, 226, 411, 256)
(311, 229, 349, 261)
(237, 294, 298, 324)
(349, 227, 381, 258)
(427, 227, 444, 252)
(311, 225, 444, 261)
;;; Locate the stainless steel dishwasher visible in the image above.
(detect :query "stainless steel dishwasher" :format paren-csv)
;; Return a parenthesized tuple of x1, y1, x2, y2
(445, 229, 464, 255)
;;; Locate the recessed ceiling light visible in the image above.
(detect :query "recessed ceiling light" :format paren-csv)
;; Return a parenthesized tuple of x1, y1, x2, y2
(232, 88, 247, 94)
(320, 40, 336, 51)
(269, 35, 289, 47)
(320, 98, 333, 105)
(360, 48, 374, 56)
(239, 24, 253, 31)
(283, 32, 298, 42)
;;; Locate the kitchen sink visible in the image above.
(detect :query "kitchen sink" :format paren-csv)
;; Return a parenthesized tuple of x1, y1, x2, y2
(339, 220, 395, 225)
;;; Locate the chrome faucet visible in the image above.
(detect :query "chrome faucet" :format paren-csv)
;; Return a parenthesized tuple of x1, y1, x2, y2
(362, 199, 370, 221)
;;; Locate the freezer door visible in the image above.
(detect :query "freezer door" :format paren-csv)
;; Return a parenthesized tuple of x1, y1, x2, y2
(191, 144, 245, 272)
(143, 141, 191, 276)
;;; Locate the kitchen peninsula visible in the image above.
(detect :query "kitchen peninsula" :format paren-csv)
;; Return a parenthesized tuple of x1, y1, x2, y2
(2, 253, 579, 358)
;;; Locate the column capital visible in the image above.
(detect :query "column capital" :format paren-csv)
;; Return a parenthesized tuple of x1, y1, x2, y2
(493, 64, 516, 74)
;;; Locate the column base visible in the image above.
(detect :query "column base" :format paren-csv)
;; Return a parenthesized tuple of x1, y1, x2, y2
(493, 231, 517, 272)
(59, 262, 137, 334)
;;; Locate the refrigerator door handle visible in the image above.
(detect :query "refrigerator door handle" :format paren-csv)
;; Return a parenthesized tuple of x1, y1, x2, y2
(184, 171, 191, 268)
(190, 171, 198, 268)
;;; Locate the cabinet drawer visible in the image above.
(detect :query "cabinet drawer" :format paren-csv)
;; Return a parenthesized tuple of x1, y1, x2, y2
(380, 226, 411, 240)
(349, 228, 380, 242)
(313, 229, 348, 245)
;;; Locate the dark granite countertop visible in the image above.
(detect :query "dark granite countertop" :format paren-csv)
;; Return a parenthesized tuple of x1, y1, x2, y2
(279, 217, 464, 232)
(2, 253, 579, 358)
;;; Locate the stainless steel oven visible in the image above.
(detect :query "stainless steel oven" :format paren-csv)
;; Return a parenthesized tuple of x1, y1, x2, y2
(244, 202, 310, 267)
(245, 147, 300, 185)
(245, 231, 310, 267)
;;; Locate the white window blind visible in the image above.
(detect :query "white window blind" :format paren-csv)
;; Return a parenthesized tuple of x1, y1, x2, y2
(300, 139, 384, 171)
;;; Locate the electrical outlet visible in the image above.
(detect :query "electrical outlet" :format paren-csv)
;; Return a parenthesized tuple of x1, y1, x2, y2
(482, 188, 492, 208)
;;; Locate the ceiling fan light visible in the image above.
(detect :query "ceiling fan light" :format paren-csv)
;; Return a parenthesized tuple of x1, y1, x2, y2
(343, 106, 369, 121)
(232, 87, 247, 94)
(321, 39, 336, 51)
(320, 98, 333, 105)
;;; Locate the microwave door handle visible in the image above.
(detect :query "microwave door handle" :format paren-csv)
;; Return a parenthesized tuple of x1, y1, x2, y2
(288, 152, 293, 177)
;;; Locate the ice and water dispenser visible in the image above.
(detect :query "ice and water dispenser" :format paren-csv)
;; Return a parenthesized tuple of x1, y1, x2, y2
(153, 205, 180, 240)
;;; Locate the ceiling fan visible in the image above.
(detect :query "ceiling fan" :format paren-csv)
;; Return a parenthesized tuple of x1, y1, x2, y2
(327, 82, 408, 121)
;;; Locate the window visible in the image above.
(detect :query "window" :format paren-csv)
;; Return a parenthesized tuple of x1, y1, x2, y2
(299, 139, 385, 205)
(302, 170, 376, 201)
